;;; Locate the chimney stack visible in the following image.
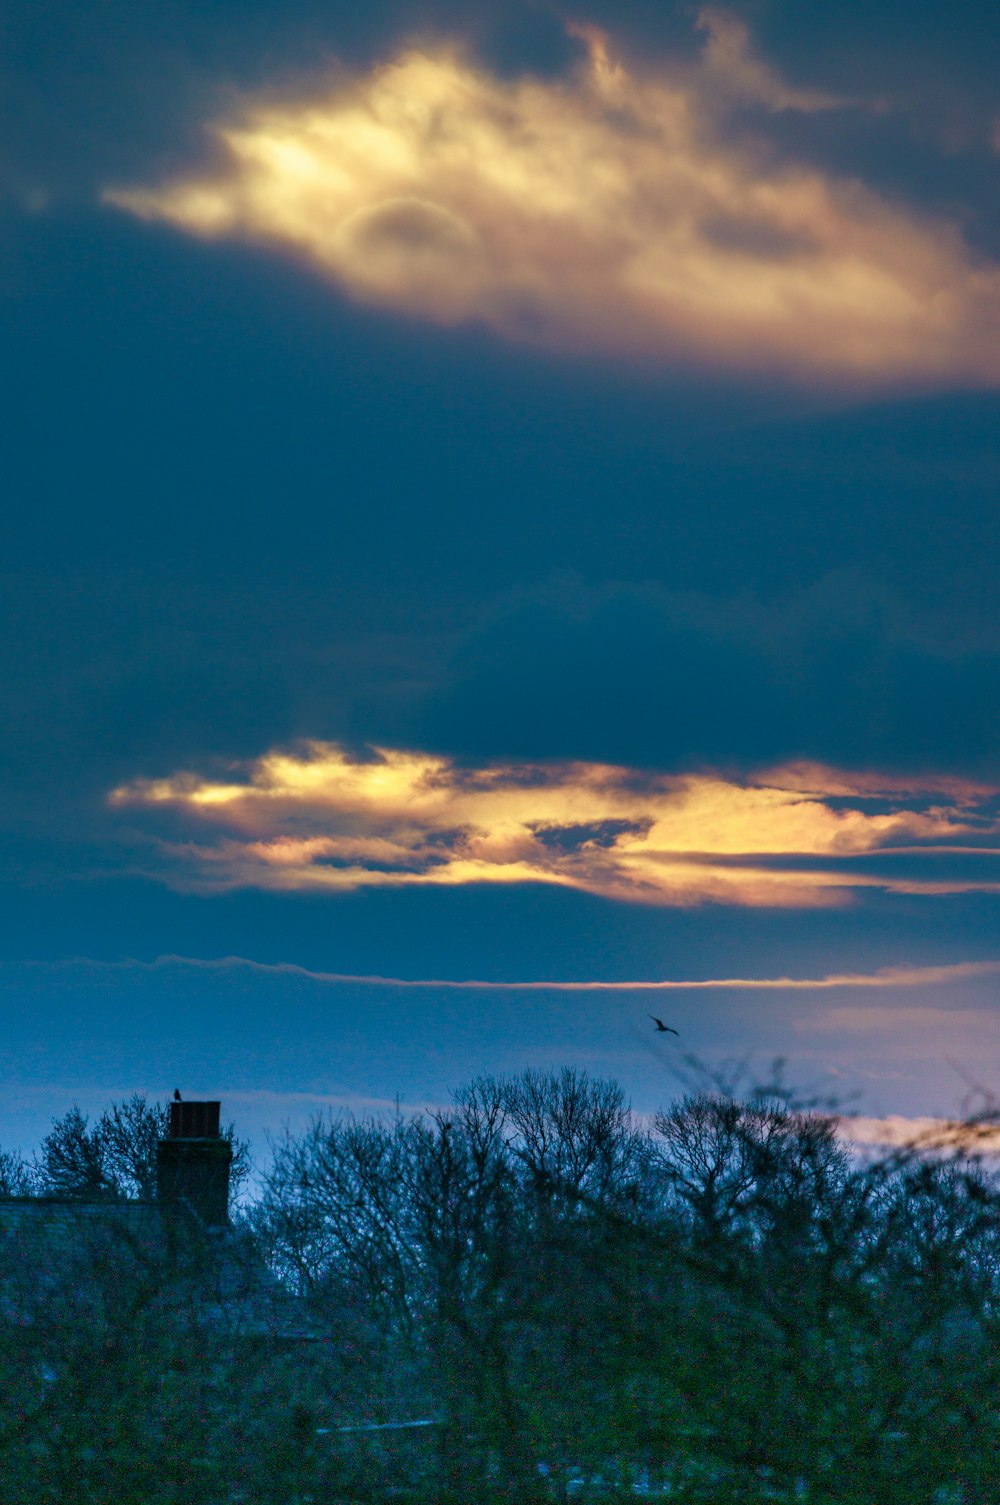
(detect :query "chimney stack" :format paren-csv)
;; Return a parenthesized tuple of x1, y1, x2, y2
(156, 1099, 232, 1226)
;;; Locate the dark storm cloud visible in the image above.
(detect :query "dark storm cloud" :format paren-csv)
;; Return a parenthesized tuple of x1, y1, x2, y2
(11, 560, 994, 912)
(3, 562, 995, 874)
(2, 0, 997, 860)
(417, 575, 1000, 778)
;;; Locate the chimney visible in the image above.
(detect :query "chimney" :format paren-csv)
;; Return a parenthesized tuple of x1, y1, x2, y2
(156, 1099, 232, 1226)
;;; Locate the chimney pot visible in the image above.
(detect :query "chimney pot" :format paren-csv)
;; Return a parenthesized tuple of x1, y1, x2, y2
(168, 1099, 221, 1140)
(157, 1099, 232, 1225)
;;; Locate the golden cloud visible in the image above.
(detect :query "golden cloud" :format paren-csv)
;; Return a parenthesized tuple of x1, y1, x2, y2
(103, 12, 1000, 387)
(108, 742, 1000, 908)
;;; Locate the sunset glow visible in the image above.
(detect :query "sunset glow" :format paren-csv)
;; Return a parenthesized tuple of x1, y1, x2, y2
(4, 0, 999, 1249)
(106, 14, 1000, 387)
(110, 743, 1000, 907)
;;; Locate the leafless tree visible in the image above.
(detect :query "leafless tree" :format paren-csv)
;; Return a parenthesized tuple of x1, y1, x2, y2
(37, 1094, 251, 1207)
(8, 1072, 1000, 1501)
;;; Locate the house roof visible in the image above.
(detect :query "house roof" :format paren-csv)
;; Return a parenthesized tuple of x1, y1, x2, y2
(0, 1196, 316, 1340)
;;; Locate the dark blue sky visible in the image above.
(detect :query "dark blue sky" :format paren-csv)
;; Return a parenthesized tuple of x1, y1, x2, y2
(2, 0, 999, 1156)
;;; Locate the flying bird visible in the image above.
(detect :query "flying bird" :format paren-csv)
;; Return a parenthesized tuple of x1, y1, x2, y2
(649, 1016, 679, 1035)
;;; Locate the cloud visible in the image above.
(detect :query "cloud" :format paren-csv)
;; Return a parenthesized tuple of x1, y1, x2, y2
(69, 954, 1000, 992)
(840, 1115, 1000, 1154)
(418, 576, 1000, 776)
(108, 742, 1000, 908)
(692, 9, 847, 115)
(103, 12, 1000, 389)
(795, 1002, 995, 1034)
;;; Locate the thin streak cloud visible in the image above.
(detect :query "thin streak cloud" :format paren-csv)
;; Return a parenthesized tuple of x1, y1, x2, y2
(109, 742, 1000, 909)
(104, 12, 1000, 388)
(63, 955, 1000, 993)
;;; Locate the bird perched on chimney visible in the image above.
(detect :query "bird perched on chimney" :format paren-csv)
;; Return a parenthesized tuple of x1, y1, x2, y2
(173, 1088, 182, 1101)
(649, 1016, 679, 1035)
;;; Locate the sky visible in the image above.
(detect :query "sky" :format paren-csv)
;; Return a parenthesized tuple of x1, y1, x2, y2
(2, 0, 999, 1159)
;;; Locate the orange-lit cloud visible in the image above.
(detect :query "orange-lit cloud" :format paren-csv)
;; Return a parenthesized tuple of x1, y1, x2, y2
(840, 1115, 1000, 1154)
(108, 741, 1000, 908)
(104, 12, 1000, 388)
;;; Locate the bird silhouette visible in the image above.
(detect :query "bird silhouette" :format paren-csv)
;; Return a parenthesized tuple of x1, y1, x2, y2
(173, 1088, 182, 1101)
(649, 1016, 679, 1035)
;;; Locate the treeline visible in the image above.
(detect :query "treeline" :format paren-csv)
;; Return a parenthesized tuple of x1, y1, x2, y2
(0, 1095, 250, 1201)
(3, 1070, 1000, 1503)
